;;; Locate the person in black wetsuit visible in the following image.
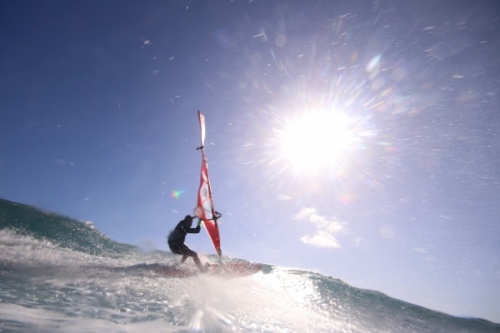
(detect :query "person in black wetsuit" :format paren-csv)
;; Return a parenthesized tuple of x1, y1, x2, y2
(167, 215, 203, 270)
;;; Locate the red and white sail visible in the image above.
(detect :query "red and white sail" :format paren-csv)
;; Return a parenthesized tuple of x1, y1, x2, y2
(195, 111, 222, 256)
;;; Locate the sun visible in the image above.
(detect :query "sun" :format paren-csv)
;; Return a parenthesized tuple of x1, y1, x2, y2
(277, 110, 358, 175)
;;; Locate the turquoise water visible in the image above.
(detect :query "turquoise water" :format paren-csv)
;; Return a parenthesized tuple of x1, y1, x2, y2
(1, 198, 498, 333)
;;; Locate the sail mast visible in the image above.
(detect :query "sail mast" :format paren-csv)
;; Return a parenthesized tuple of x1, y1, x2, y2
(196, 110, 222, 256)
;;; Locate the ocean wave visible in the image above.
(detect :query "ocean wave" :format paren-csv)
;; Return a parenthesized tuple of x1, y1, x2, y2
(1, 198, 499, 332)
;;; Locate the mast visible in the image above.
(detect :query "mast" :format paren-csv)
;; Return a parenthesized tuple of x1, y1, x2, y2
(195, 110, 222, 256)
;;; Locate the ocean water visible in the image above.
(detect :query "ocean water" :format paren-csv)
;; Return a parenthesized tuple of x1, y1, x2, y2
(1, 198, 498, 333)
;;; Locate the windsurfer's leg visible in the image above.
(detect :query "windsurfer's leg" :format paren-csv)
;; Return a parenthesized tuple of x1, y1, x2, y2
(169, 242, 188, 264)
(192, 252, 202, 269)
(180, 245, 202, 270)
(173, 243, 201, 268)
(168, 242, 182, 255)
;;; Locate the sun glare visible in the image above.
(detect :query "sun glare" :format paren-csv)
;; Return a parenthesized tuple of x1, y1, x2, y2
(278, 111, 358, 174)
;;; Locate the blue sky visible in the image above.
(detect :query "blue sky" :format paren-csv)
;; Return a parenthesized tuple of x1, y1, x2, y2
(1, 0, 499, 323)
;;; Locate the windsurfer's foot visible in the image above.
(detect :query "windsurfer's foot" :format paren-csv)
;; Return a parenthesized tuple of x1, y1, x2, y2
(198, 262, 210, 273)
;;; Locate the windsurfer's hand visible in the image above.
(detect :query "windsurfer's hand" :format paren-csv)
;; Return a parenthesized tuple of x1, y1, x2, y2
(197, 219, 202, 227)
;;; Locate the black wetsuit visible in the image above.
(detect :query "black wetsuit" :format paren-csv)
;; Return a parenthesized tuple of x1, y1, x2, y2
(167, 219, 202, 267)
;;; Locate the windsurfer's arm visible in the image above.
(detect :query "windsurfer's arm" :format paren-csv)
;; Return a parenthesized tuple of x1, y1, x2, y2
(187, 220, 201, 234)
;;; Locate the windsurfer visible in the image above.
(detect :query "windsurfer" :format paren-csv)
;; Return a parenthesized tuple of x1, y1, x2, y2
(167, 215, 203, 270)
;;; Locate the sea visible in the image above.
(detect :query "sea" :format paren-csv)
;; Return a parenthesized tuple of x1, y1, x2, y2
(1, 198, 498, 333)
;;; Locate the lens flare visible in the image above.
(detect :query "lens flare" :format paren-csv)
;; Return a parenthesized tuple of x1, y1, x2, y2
(171, 190, 183, 199)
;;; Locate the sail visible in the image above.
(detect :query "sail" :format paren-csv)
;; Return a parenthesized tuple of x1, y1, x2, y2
(195, 111, 222, 256)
